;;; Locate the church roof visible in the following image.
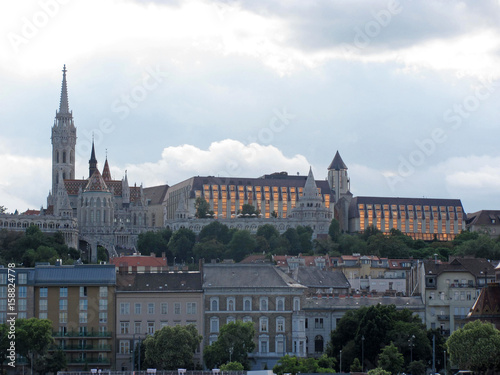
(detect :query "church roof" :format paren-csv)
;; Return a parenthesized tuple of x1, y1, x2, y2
(143, 184, 169, 205)
(57, 65, 70, 115)
(328, 151, 347, 170)
(102, 159, 112, 181)
(85, 169, 110, 192)
(468, 283, 500, 324)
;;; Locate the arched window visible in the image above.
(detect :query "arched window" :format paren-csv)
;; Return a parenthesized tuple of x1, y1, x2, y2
(243, 297, 252, 311)
(260, 297, 268, 311)
(227, 297, 235, 311)
(293, 297, 300, 311)
(210, 317, 219, 333)
(314, 335, 324, 353)
(276, 297, 285, 311)
(63, 151, 66, 163)
(210, 298, 219, 311)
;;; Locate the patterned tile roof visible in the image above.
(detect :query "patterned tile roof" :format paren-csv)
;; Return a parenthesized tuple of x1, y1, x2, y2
(85, 169, 110, 192)
(110, 255, 168, 268)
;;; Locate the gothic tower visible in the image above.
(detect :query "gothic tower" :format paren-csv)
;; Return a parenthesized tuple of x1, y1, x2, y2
(51, 65, 76, 198)
(327, 151, 350, 203)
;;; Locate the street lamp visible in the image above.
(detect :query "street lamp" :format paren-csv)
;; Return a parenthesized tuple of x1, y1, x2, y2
(408, 335, 415, 363)
(361, 335, 365, 372)
(339, 350, 342, 373)
(444, 350, 447, 375)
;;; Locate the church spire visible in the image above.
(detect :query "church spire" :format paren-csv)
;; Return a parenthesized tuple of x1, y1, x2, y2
(89, 138, 98, 178)
(58, 65, 70, 116)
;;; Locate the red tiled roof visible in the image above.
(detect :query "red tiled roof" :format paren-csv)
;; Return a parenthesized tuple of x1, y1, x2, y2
(110, 255, 168, 268)
(23, 209, 40, 215)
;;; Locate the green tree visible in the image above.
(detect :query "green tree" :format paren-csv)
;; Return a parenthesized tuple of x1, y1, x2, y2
(282, 228, 301, 255)
(168, 228, 196, 263)
(446, 320, 500, 373)
(350, 358, 362, 372)
(0, 206, 6, 214)
(239, 204, 259, 217)
(220, 361, 245, 371)
(367, 368, 391, 375)
(34, 349, 67, 375)
(144, 324, 202, 370)
(273, 355, 335, 375)
(198, 221, 232, 244)
(407, 360, 426, 375)
(15, 318, 54, 368)
(193, 239, 226, 263)
(137, 228, 173, 257)
(378, 342, 404, 374)
(328, 218, 341, 242)
(204, 321, 256, 370)
(256, 224, 280, 241)
(195, 197, 213, 218)
(226, 230, 256, 262)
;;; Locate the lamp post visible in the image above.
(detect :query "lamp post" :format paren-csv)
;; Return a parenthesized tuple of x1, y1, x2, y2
(444, 350, 446, 375)
(339, 350, 342, 373)
(408, 334, 415, 363)
(361, 336, 365, 372)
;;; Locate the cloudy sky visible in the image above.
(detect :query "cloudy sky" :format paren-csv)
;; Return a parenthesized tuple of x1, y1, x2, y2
(1, 0, 500, 214)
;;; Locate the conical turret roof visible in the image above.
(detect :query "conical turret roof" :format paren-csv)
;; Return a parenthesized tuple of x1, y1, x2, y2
(58, 65, 70, 115)
(102, 158, 112, 181)
(328, 151, 347, 170)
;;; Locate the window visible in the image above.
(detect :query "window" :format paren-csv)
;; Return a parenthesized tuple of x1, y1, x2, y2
(227, 297, 235, 311)
(79, 299, 88, 311)
(210, 297, 219, 311)
(99, 286, 108, 298)
(135, 303, 142, 314)
(174, 302, 181, 315)
(39, 299, 48, 311)
(39, 312, 47, 319)
(100, 299, 108, 311)
(243, 316, 252, 323)
(243, 297, 252, 311)
(40, 287, 48, 298)
(59, 312, 67, 323)
(147, 321, 155, 335)
(60, 287, 68, 298)
(120, 321, 130, 334)
(0, 274, 6, 284)
(99, 312, 107, 324)
(79, 312, 88, 324)
(18, 287, 27, 298)
(227, 316, 235, 324)
(120, 303, 130, 315)
(148, 303, 155, 314)
(161, 303, 168, 314)
(80, 286, 87, 297)
(276, 317, 285, 332)
(260, 317, 269, 332)
(315, 318, 324, 329)
(0, 300, 6, 311)
(293, 297, 300, 311)
(18, 273, 27, 285)
(17, 299, 26, 312)
(276, 297, 285, 311)
(161, 321, 168, 328)
(210, 317, 219, 333)
(260, 297, 268, 311)
(0, 287, 6, 298)
(119, 340, 130, 354)
(259, 337, 269, 353)
(187, 302, 197, 315)
(314, 335, 324, 353)
(134, 321, 141, 334)
(59, 299, 67, 311)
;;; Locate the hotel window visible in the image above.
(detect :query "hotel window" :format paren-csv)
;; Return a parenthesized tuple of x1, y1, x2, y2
(243, 297, 252, 311)
(210, 317, 219, 333)
(39, 287, 48, 298)
(227, 297, 235, 311)
(60, 287, 68, 298)
(260, 317, 269, 332)
(276, 297, 285, 311)
(174, 302, 181, 315)
(120, 321, 130, 334)
(187, 302, 197, 315)
(80, 286, 87, 297)
(79, 312, 88, 324)
(119, 340, 130, 354)
(100, 299, 108, 311)
(59, 312, 68, 324)
(79, 299, 88, 311)
(161, 302, 168, 314)
(260, 297, 268, 311)
(148, 303, 155, 314)
(134, 321, 141, 334)
(0, 274, 6, 284)
(120, 303, 130, 315)
(59, 299, 67, 311)
(210, 297, 219, 311)
(18, 286, 27, 298)
(0, 300, 5, 311)
(276, 317, 285, 332)
(100, 286, 108, 298)
(18, 273, 27, 285)
(0, 286, 5, 298)
(99, 312, 107, 324)
(39, 299, 48, 311)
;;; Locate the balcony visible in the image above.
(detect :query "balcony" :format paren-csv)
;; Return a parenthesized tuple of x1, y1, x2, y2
(51, 344, 112, 351)
(437, 315, 450, 321)
(454, 314, 468, 320)
(449, 283, 475, 288)
(53, 331, 113, 338)
(67, 357, 110, 365)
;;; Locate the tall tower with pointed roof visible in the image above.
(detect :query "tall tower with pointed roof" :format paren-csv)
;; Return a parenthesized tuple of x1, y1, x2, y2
(328, 151, 350, 203)
(51, 65, 76, 198)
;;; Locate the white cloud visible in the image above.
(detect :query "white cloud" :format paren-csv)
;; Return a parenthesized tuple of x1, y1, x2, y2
(123, 139, 311, 186)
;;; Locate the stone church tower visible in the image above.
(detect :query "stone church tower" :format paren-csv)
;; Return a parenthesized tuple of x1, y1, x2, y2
(50, 65, 76, 203)
(327, 151, 352, 232)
